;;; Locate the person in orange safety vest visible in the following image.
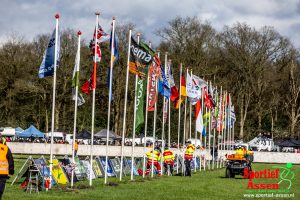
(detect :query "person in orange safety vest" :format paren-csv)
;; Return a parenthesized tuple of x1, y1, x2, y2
(163, 146, 175, 175)
(184, 141, 195, 176)
(0, 136, 14, 200)
(145, 146, 161, 175)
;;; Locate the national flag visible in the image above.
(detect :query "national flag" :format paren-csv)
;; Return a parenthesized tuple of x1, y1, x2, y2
(38, 27, 60, 78)
(174, 75, 187, 109)
(72, 51, 85, 106)
(203, 86, 216, 109)
(196, 100, 205, 135)
(158, 65, 171, 98)
(165, 62, 179, 101)
(129, 37, 154, 79)
(89, 24, 109, 62)
(216, 93, 223, 132)
(81, 70, 95, 94)
(107, 28, 119, 102)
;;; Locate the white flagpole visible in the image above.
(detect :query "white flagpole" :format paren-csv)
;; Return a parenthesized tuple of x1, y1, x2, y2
(142, 43, 152, 179)
(208, 84, 212, 170)
(217, 86, 222, 168)
(131, 33, 140, 180)
(222, 91, 227, 167)
(212, 84, 216, 170)
(202, 86, 207, 171)
(104, 17, 116, 184)
(119, 29, 132, 181)
(182, 69, 188, 176)
(71, 30, 81, 188)
(167, 59, 171, 148)
(176, 63, 182, 174)
(49, 14, 59, 188)
(151, 63, 159, 178)
(89, 12, 99, 186)
(160, 52, 167, 175)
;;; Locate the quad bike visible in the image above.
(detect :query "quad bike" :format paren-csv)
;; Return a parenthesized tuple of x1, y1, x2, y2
(225, 154, 252, 178)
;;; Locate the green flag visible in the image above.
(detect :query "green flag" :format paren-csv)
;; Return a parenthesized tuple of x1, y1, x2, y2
(135, 77, 146, 133)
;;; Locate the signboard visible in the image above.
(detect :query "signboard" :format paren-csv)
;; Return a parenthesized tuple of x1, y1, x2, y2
(74, 156, 86, 180)
(110, 157, 122, 177)
(34, 157, 56, 185)
(92, 159, 103, 177)
(81, 160, 96, 180)
(99, 157, 116, 177)
(50, 159, 69, 184)
(125, 158, 139, 176)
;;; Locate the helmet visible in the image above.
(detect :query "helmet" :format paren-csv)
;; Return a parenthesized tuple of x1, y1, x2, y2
(186, 140, 192, 144)
(164, 145, 169, 150)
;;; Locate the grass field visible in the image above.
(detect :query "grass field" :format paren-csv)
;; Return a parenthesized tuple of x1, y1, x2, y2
(3, 156, 299, 200)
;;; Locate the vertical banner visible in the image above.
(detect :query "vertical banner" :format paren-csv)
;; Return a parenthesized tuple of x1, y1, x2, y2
(135, 78, 146, 133)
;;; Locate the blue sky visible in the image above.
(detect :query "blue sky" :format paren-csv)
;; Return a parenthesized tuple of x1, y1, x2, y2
(1, 0, 300, 47)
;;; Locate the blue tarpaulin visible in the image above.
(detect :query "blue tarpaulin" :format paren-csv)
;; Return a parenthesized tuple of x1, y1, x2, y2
(16, 125, 45, 138)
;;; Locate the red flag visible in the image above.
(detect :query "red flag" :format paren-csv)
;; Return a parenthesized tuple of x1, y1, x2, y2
(81, 68, 96, 94)
(147, 55, 160, 111)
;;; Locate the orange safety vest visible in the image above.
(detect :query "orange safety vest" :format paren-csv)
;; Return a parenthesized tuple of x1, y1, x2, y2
(184, 144, 195, 160)
(0, 143, 9, 175)
(163, 150, 175, 163)
(146, 150, 160, 162)
(74, 142, 78, 151)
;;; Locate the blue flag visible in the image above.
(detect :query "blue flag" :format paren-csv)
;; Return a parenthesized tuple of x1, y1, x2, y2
(158, 65, 171, 98)
(38, 28, 60, 78)
(107, 29, 119, 102)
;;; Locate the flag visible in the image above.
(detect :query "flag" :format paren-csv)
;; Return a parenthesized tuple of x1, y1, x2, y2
(186, 72, 201, 105)
(135, 77, 146, 133)
(203, 86, 216, 109)
(129, 37, 154, 79)
(174, 75, 187, 109)
(147, 55, 160, 111)
(81, 70, 95, 94)
(72, 51, 85, 106)
(216, 93, 223, 132)
(165, 62, 179, 101)
(158, 65, 171, 98)
(107, 28, 119, 102)
(89, 24, 109, 62)
(196, 100, 204, 135)
(38, 27, 60, 78)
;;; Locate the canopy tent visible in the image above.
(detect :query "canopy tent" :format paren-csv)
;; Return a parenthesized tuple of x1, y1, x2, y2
(278, 138, 300, 148)
(16, 125, 45, 138)
(77, 130, 91, 139)
(94, 129, 122, 140)
(15, 127, 24, 135)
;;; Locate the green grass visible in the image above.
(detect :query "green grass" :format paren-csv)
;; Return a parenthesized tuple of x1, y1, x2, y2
(3, 156, 299, 200)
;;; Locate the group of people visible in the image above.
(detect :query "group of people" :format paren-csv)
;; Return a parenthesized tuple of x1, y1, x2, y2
(145, 141, 195, 176)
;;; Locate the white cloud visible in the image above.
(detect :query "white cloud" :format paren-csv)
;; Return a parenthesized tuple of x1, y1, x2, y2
(1, 0, 300, 47)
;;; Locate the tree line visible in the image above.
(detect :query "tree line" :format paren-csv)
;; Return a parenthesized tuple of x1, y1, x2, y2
(0, 16, 299, 142)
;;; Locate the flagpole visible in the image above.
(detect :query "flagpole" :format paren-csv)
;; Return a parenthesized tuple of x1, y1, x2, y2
(160, 52, 167, 175)
(212, 84, 216, 170)
(189, 70, 193, 141)
(176, 63, 182, 174)
(168, 60, 171, 148)
(142, 44, 152, 179)
(217, 86, 222, 168)
(49, 14, 59, 188)
(131, 33, 140, 180)
(194, 108, 197, 172)
(104, 17, 116, 185)
(150, 51, 160, 177)
(182, 68, 188, 176)
(119, 29, 132, 181)
(90, 12, 99, 186)
(207, 84, 211, 170)
(222, 91, 227, 167)
(151, 52, 159, 177)
(71, 30, 81, 188)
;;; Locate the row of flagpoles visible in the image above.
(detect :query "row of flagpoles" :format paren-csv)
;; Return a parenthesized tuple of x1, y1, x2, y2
(38, 13, 236, 187)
